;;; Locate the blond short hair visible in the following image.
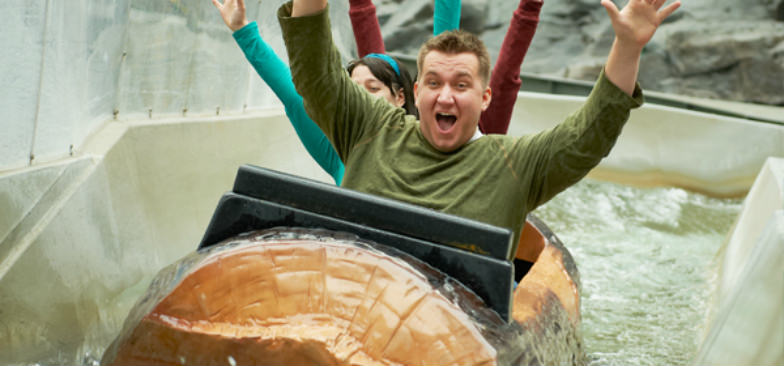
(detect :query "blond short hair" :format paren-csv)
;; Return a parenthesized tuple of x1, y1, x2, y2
(416, 30, 491, 86)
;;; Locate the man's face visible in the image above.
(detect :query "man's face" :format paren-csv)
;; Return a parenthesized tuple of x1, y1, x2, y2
(414, 51, 491, 152)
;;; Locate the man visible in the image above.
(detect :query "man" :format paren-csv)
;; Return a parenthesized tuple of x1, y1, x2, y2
(277, 0, 680, 258)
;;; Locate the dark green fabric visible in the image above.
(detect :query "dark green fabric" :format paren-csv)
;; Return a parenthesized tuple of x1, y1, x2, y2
(278, 3, 643, 257)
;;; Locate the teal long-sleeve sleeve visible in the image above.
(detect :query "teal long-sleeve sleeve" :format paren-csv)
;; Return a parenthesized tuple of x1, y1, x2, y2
(233, 21, 345, 185)
(434, 0, 461, 35)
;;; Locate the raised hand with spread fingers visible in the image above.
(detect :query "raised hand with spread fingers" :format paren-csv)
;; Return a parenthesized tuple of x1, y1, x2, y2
(602, 0, 680, 49)
(602, 0, 681, 95)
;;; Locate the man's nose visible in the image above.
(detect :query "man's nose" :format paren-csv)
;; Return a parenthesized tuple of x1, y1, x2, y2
(436, 85, 455, 104)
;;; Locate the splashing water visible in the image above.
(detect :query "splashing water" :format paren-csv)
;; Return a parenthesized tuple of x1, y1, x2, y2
(36, 178, 741, 365)
(533, 179, 742, 366)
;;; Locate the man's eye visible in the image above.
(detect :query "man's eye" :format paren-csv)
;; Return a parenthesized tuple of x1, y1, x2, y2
(428, 80, 438, 87)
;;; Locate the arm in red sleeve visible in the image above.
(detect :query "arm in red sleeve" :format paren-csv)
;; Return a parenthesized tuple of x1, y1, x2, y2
(348, 0, 385, 56)
(478, 0, 542, 135)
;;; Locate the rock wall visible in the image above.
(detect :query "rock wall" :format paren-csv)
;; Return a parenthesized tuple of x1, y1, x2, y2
(374, 0, 784, 105)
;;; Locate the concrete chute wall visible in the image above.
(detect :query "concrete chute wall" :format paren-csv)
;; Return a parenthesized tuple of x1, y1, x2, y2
(694, 157, 784, 365)
(0, 0, 354, 172)
(509, 92, 784, 198)
(0, 111, 332, 364)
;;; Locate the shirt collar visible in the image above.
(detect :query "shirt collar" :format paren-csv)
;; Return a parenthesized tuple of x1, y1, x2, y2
(469, 128, 483, 142)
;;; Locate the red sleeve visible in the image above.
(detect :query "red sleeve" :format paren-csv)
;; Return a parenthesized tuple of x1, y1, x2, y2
(479, 0, 542, 135)
(349, 0, 385, 57)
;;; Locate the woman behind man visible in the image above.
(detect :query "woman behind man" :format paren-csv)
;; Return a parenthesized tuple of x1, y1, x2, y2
(348, 54, 417, 116)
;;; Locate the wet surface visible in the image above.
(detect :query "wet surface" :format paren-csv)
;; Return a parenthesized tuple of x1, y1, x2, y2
(533, 178, 742, 365)
(5, 179, 742, 365)
(102, 229, 505, 365)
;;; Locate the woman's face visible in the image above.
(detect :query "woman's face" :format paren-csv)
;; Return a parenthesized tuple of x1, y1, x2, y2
(350, 65, 404, 107)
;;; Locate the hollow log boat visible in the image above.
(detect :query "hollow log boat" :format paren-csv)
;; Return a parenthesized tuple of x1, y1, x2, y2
(101, 166, 583, 365)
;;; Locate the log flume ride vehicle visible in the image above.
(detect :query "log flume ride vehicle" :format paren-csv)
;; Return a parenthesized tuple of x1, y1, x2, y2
(101, 165, 584, 365)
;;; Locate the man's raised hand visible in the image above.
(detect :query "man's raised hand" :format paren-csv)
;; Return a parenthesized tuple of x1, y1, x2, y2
(601, 0, 680, 51)
(211, 0, 250, 32)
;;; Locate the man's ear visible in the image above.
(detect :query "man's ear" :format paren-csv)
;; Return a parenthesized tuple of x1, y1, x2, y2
(413, 81, 420, 108)
(481, 86, 492, 111)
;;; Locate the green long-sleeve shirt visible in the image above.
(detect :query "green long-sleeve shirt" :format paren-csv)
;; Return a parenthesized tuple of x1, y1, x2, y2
(277, 3, 643, 256)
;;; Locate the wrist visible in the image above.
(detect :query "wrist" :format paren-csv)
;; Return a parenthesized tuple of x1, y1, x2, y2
(230, 19, 250, 32)
(612, 37, 644, 56)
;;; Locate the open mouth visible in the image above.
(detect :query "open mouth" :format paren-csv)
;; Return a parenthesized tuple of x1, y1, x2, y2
(436, 113, 457, 132)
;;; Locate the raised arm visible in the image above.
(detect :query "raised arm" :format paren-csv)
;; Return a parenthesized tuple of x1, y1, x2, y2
(512, 0, 680, 210)
(348, 0, 385, 56)
(602, 0, 680, 95)
(478, 0, 542, 135)
(433, 0, 461, 35)
(280, 0, 398, 161)
(212, 0, 345, 184)
(234, 23, 345, 184)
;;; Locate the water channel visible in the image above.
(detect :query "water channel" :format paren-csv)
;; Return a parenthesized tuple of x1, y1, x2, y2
(533, 178, 742, 365)
(54, 177, 741, 365)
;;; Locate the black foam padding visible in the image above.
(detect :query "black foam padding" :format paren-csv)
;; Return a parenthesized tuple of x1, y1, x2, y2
(230, 165, 513, 260)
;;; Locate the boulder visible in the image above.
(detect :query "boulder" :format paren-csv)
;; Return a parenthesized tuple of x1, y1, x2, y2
(666, 21, 784, 76)
(738, 56, 784, 105)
